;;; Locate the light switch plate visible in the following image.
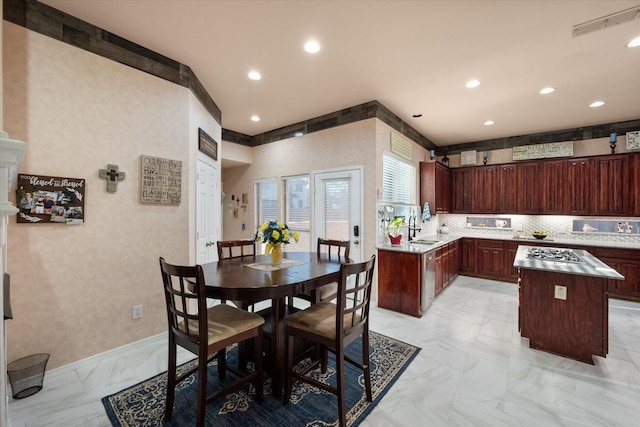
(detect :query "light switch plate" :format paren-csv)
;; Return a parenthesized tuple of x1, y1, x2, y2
(554, 285, 567, 300)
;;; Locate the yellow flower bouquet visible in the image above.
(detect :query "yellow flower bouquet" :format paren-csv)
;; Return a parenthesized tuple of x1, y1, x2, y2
(256, 219, 300, 255)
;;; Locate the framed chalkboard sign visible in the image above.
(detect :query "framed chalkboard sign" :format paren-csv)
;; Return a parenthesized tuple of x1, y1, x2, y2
(198, 128, 217, 161)
(16, 174, 85, 224)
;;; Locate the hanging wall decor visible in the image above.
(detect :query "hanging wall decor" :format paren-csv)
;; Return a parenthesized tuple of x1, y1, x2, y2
(198, 128, 218, 161)
(140, 155, 182, 205)
(16, 174, 85, 224)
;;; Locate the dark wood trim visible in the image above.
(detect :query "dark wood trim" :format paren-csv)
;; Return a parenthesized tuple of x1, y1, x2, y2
(3, 0, 221, 123)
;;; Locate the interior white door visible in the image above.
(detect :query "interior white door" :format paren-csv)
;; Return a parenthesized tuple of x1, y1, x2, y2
(313, 167, 362, 262)
(196, 158, 218, 264)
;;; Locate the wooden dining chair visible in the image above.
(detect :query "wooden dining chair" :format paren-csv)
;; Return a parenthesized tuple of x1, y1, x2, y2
(283, 255, 376, 427)
(216, 239, 257, 260)
(159, 257, 264, 427)
(293, 238, 350, 305)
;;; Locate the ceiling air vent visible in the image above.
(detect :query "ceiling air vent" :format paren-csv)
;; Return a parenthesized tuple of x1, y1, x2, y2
(390, 132, 412, 160)
(572, 5, 640, 38)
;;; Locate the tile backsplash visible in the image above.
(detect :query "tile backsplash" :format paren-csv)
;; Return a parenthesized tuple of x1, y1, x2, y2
(438, 214, 640, 245)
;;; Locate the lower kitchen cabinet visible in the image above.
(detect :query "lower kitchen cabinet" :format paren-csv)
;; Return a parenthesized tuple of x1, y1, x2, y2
(590, 247, 640, 301)
(477, 239, 505, 279)
(435, 240, 459, 295)
(460, 238, 477, 274)
(505, 241, 521, 282)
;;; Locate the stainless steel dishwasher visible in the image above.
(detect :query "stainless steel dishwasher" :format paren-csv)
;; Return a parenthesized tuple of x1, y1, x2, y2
(421, 250, 436, 312)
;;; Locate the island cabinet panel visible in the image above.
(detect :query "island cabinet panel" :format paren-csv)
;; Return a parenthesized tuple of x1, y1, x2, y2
(452, 168, 473, 213)
(497, 164, 518, 213)
(593, 154, 630, 216)
(504, 241, 521, 282)
(566, 158, 592, 215)
(517, 162, 541, 214)
(472, 165, 498, 213)
(590, 247, 640, 301)
(519, 269, 608, 363)
(540, 160, 566, 214)
(377, 249, 422, 317)
(477, 239, 505, 278)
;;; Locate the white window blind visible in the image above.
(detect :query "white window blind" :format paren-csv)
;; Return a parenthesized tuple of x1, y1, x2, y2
(255, 178, 278, 226)
(323, 178, 350, 240)
(382, 152, 416, 204)
(283, 175, 310, 251)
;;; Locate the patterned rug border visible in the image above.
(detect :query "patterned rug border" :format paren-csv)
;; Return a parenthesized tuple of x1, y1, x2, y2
(102, 331, 420, 426)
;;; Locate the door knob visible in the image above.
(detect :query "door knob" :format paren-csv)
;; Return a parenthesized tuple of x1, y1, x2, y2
(354, 240, 359, 245)
(205, 241, 215, 247)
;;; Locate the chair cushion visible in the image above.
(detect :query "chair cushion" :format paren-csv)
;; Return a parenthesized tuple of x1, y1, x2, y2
(285, 301, 336, 339)
(180, 303, 264, 345)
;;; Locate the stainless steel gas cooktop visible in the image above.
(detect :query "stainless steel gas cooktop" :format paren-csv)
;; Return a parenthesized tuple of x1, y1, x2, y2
(525, 247, 584, 264)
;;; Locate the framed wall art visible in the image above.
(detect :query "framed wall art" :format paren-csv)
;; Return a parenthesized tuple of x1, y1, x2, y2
(16, 174, 85, 224)
(198, 128, 218, 161)
(140, 155, 182, 205)
(626, 130, 640, 150)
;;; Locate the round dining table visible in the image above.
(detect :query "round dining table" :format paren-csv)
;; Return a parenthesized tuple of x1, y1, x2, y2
(199, 251, 343, 396)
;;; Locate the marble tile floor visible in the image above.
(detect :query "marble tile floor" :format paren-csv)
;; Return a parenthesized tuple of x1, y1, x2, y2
(8, 275, 640, 426)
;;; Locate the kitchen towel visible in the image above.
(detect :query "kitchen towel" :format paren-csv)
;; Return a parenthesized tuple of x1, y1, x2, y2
(422, 202, 431, 221)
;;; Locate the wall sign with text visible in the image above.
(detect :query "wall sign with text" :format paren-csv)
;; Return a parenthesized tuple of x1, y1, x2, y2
(15, 174, 85, 224)
(198, 128, 218, 161)
(140, 155, 182, 205)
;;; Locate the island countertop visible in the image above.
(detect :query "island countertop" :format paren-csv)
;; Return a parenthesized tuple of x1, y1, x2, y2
(513, 245, 624, 280)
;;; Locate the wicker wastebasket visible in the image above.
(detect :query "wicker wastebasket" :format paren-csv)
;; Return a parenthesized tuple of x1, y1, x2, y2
(7, 353, 50, 399)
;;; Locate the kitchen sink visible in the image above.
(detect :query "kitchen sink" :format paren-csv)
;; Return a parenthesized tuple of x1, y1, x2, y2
(410, 239, 443, 245)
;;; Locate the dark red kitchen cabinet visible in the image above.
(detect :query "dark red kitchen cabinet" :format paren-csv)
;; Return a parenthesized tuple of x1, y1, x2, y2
(420, 162, 451, 214)
(540, 160, 566, 215)
(593, 154, 630, 216)
(517, 162, 540, 214)
(472, 166, 498, 213)
(497, 164, 518, 213)
(452, 168, 473, 213)
(566, 158, 592, 215)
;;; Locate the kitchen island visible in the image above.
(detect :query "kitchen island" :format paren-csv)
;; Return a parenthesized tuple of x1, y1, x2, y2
(514, 245, 624, 364)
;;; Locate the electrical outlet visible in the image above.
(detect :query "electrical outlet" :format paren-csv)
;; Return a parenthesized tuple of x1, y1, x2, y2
(554, 285, 567, 300)
(132, 305, 143, 319)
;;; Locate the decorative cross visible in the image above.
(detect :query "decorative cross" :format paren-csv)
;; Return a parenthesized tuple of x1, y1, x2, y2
(99, 164, 125, 193)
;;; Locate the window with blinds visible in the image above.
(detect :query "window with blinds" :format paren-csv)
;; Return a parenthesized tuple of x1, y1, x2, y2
(283, 175, 310, 251)
(382, 152, 416, 204)
(255, 178, 278, 226)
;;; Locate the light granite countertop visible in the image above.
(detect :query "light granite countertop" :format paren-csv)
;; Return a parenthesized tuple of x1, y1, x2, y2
(513, 245, 624, 280)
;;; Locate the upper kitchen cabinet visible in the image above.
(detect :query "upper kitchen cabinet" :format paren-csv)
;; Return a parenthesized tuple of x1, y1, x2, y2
(452, 167, 473, 213)
(540, 159, 566, 215)
(472, 165, 498, 213)
(593, 154, 630, 216)
(633, 153, 640, 217)
(566, 158, 593, 216)
(517, 162, 541, 214)
(497, 164, 518, 213)
(420, 162, 451, 214)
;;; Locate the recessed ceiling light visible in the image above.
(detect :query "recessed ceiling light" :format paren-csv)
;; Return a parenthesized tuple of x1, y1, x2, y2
(248, 71, 261, 80)
(539, 87, 555, 95)
(466, 80, 480, 88)
(484, 120, 495, 126)
(590, 101, 605, 108)
(251, 115, 260, 122)
(627, 36, 640, 47)
(304, 40, 321, 53)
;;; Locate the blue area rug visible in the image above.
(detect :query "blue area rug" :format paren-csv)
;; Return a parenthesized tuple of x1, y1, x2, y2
(102, 331, 419, 426)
